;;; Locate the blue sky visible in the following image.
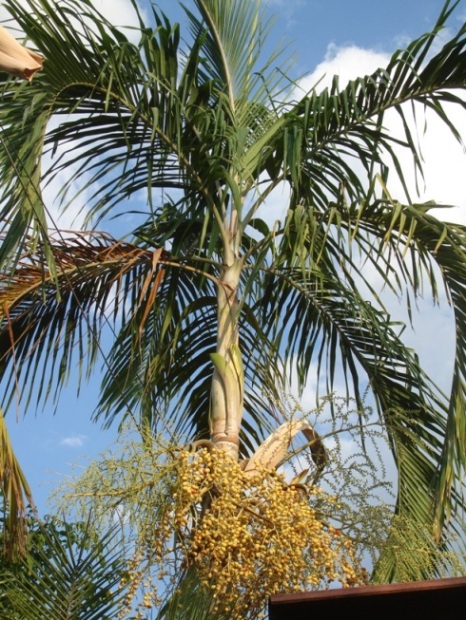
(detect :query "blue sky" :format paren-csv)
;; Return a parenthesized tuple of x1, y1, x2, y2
(5, 0, 466, 516)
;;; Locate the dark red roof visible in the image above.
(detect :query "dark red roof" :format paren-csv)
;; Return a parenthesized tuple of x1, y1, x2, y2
(269, 576, 466, 619)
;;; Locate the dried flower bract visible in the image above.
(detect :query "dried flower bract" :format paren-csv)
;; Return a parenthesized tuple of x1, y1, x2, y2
(0, 26, 43, 80)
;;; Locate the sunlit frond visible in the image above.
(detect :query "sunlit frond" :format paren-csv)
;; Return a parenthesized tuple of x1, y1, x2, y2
(0, 409, 33, 559)
(2, 519, 129, 619)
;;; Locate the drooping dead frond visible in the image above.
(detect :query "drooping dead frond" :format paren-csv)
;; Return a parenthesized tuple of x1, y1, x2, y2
(0, 229, 168, 333)
(0, 230, 170, 416)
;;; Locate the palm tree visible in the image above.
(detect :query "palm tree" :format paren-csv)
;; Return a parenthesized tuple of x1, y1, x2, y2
(0, 0, 465, 582)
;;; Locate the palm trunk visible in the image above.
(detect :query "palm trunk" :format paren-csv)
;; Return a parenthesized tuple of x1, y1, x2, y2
(210, 259, 244, 460)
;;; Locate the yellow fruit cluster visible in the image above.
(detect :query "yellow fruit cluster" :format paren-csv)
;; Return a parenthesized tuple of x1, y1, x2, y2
(118, 552, 144, 619)
(144, 447, 366, 618)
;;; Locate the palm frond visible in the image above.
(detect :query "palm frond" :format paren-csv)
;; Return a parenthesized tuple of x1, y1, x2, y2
(0, 230, 169, 412)
(254, 192, 466, 571)
(265, 4, 466, 218)
(97, 266, 280, 455)
(0, 0, 204, 263)
(185, 0, 284, 109)
(0, 408, 33, 559)
(157, 565, 219, 620)
(2, 518, 129, 619)
(355, 201, 466, 534)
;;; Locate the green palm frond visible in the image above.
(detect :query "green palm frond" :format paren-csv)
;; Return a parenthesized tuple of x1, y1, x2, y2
(2, 518, 129, 619)
(184, 0, 284, 109)
(97, 262, 280, 453)
(0, 228, 277, 453)
(358, 201, 466, 535)
(0, 0, 201, 263)
(257, 192, 466, 558)
(266, 2, 466, 215)
(157, 565, 218, 620)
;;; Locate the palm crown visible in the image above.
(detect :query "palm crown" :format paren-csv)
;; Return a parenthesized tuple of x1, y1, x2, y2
(0, 0, 465, 579)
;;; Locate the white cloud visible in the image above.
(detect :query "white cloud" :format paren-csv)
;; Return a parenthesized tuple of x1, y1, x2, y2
(60, 434, 87, 448)
(0, 0, 145, 42)
(296, 43, 466, 223)
(401, 104, 466, 222)
(92, 0, 146, 34)
(41, 127, 95, 232)
(302, 43, 465, 386)
(289, 42, 464, 396)
(297, 44, 390, 94)
(252, 178, 291, 224)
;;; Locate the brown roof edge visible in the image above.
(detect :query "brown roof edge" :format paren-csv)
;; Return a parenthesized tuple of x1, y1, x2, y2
(269, 577, 466, 620)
